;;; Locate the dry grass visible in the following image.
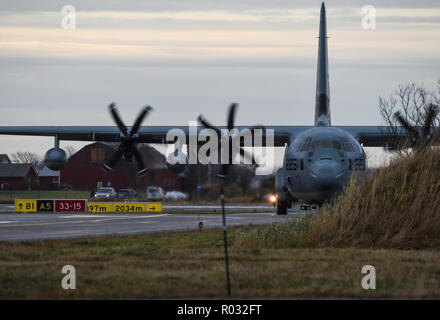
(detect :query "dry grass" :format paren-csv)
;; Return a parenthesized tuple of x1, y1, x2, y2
(0, 228, 439, 299)
(310, 148, 440, 249)
(235, 148, 440, 250)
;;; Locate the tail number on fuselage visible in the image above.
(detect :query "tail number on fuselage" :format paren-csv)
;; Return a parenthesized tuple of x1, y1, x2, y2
(354, 158, 366, 171)
(286, 158, 303, 171)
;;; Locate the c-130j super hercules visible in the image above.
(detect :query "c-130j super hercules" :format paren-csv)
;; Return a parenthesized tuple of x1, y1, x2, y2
(0, 3, 413, 214)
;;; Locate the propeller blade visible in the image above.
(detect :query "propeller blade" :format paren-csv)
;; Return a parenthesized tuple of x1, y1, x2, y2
(130, 105, 153, 136)
(227, 103, 238, 131)
(197, 114, 221, 135)
(103, 149, 123, 172)
(109, 103, 128, 136)
(131, 147, 148, 176)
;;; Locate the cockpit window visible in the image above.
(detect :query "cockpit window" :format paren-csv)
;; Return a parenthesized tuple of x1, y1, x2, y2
(296, 136, 357, 152)
(321, 140, 331, 148)
(332, 141, 341, 150)
(294, 132, 360, 154)
(298, 137, 312, 152)
(309, 140, 342, 150)
(342, 143, 354, 152)
(340, 137, 355, 152)
(299, 142, 311, 152)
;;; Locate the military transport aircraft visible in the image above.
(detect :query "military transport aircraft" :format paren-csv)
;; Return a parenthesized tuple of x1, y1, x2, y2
(0, 3, 408, 214)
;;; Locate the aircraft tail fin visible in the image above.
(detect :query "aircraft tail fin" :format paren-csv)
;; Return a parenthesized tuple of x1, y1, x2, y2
(314, 2, 331, 126)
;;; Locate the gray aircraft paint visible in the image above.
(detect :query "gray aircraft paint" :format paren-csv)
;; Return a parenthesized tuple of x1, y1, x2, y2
(315, 2, 331, 127)
(279, 126, 366, 204)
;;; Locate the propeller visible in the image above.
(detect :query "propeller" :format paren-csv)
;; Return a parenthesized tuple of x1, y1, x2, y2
(394, 103, 439, 149)
(103, 103, 153, 176)
(197, 103, 264, 180)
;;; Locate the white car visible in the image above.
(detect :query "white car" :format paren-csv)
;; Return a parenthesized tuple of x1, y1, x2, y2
(146, 186, 165, 201)
(94, 187, 117, 198)
(164, 191, 188, 200)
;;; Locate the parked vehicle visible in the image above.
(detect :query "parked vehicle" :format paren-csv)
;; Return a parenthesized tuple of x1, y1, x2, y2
(146, 186, 165, 201)
(164, 191, 187, 200)
(94, 187, 117, 198)
(116, 188, 138, 199)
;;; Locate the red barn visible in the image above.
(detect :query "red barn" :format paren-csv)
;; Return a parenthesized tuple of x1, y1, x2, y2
(60, 142, 180, 191)
(0, 163, 38, 190)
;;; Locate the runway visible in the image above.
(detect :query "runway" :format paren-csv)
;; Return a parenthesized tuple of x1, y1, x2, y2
(0, 203, 275, 213)
(0, 211, 302, 242)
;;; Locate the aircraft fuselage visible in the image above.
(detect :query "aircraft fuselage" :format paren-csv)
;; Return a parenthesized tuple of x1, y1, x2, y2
(275, 2, 367, 208)
(280, 126, 366, 204)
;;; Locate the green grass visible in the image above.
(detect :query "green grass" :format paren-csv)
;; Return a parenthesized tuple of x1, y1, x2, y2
(0, 227, 439, 299)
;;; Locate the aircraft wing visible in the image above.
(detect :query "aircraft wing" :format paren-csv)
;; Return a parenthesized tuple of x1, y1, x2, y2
(0, 125, 306, 147)
(0, 125, 423, 148)
(337, 126, 408, 147)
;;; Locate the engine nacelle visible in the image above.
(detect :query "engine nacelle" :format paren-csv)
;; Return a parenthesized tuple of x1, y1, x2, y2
(166, 151, 187, 174)
(44, 148, 67, 171)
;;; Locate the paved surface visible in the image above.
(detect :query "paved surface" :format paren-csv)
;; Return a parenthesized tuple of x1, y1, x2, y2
(0, 203, 275, 213)
(0, 211, 302, 242)
(0, 204, 19, 212)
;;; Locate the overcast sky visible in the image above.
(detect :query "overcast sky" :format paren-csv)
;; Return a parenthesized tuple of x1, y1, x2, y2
(0, 0, 439, 167)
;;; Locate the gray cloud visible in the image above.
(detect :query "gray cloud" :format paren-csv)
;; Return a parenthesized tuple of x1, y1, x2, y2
(1, 0, 440, 12)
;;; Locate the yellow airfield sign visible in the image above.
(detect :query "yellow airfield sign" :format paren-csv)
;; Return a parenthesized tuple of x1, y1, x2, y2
(89, 202, 162, 213)
(13, 200, 162, 213)
(15, 200, 37, 212)
(113, 202, 146, 213)
(147, 203, 162, 212)
(88, 202, 112, 213)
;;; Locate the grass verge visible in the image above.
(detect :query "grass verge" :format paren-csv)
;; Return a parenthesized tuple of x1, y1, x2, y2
(0, 227, 439, 299)
(1, 149, 439, 299)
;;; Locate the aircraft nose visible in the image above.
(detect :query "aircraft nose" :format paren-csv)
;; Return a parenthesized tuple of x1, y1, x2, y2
(309, 160, 344, 191)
